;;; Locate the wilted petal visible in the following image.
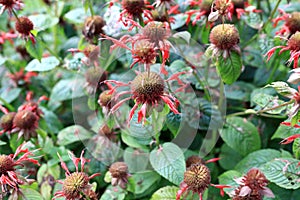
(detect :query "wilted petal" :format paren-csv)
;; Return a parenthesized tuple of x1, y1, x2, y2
(261, 187, 275, 198)
(208, 11, 219, 22)
(239, 186, 252, 196)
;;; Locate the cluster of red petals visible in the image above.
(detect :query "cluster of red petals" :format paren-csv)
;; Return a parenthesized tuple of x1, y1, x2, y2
(0, 31, 17, 45)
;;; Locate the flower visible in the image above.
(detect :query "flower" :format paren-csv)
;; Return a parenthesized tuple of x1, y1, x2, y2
(7, 68, 38, 87)
(15, 16, 36, 44)
(207, 23, 241, 58)
(53, 150, 100, 200)
(273, 9, 300, 36)
(0, 143, 39, 199)
(98, 90, 113, 109)
(231, 0, 261, 19)
(265, 32, 300, 69)
(11, 110, 38, 140)
(103, 71, 180, 125)
(119, 0, 154, 26)
(231, 168, 274, 199)
(186, 155, 221, 168)
(83, 15, 106, 44)
(185, 0, 213, 25)
(68, 44, 101, 67)
(0, 112, 16, 135)
(208, 0, 234, 22)
(176, 162, 230, 200)
(109, 162, 130, 189)
(102, 21, 172, 74)
(0, 0, 24, 15)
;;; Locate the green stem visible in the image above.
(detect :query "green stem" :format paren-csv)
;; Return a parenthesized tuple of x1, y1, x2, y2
(11, 9, 20, 22)
(88, 0, 95, 17)
(0, 98, 15, 112)
(257, 99, 293, 114)
(37, 37, 63, 63)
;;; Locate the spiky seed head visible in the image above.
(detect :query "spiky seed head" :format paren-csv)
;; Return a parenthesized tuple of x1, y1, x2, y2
(0, 155, 14, 174)
(122, 0, 145, 17)
(134, 40, 157, 63)
(0, 112, 16, 131)
(85, 67, 106, 86)
(0, 0, 14, 7)
(286, 12, 300, 34)
(98, 90, 112, 107)
(142, 22, 168, 43)
(131, 72, 165, 104)
(62, 172, 89, 199)
(244, 168, 268, 189)
(83, 16, 106, 43)
(288, 32, 300, 51)
(109, 162, 128, 178)
(15, 17, 34, 36)
(13, 110, 37, 130)
(184, 163, 211, 194)
(186, 156, 205, 168)
(209, 24, 240, 50)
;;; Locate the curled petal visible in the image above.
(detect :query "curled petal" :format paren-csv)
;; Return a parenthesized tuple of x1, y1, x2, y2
(280, 134, 300, 144)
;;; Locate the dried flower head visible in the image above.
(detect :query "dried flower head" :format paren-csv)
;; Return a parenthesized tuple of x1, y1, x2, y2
(15, 16, 35, 43)
(12, 110, 38, 140)
(273, 9, 300, 36)
(0, 0, 24, 15)
(0, 112, 16, 135)
(0, 143, 39, 198)
(265, 32, 300, 69)
(103, 71, 181, 124)
(83, 15, 106, 44)
(98, 90, 113, 108)
(210, 23, 240, 49)
(232, 168, 274, 199)
(53, 150, 100, 200)
(208, 0, 234, 22)
(186, 155, 206, 168)
(109, 162, 130, 189)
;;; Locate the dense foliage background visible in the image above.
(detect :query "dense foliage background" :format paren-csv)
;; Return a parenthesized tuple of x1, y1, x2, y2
(1, 0, 300, 199)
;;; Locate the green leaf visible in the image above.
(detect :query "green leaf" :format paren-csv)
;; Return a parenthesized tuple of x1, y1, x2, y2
(100, 185, 126, 200)
(219, 144, 243, 170)
(215, 51, 242, 84)
(26, 56, 60, 72)
(21, 188, 43, 200)
(225, 81, 256, 101)
(64, 8, 90, 24)
(123, 147, 149, 173)
(293, 138, 300, 159)
(221, 117, 261, 156)
(260, 158, 300, 189)
(127, 171, 161, 195)
(235, 149, 282, 173)
(25, 40, 43, 61)
(150, 143, 186, 185)
(0, 87, 21, 104)
(0, 140, 6, 146)
(40, 106, 63, 133)
(172, 31, 191, 44)
(57, 125, 93, 145)
(151, 186, 179, 200)
(28, 14, 59, 32)
(272, 121, 298, 140)
(0, 55, 6, 65)
(252, 93, 287, 114)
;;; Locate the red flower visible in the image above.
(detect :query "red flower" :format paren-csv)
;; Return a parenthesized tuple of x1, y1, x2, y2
(265, 32, 300, 69)
(208, 0, 234, 22)
(103, 71, 181, 125)
(8, 68, 38, 87)
(0, 143, 39, 198)
(185, 0, 213, 25)
(0, 0, 24, 15)
(273, 9, 300, 36)
(53, 150, 100, 200)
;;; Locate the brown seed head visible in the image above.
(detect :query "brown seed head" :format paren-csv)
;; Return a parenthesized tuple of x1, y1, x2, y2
(0, 155, 14, 174)
(13, 110, 37, 129)
(109, 162, 128, 179)
(186, 156, 205, 168)
(15, 17, 34, 36)
(83, 16, 106, 43)
(0, 112, 16, 131)
(288, 32, 300, 51)
(142, 22, 169, 43)
(184, 163, 211, 194)
(62, 172, 89, 199)
(209, 24, 240, 50)
(286, 12, 300, 35)
(0, 0, 14, 7)
(134, 40, 157, 63)
(131, 72, 165, 104)
(122, 0, 145, 17)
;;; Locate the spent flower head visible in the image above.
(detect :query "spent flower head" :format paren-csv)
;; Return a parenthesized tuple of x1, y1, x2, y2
(15, 16, 36, 44)
(273, 9, 300, 36)
(0, 0, 24, 15)
(83, 15, 106, 44)
(0, 143, 39, 199)
(53, 150, 100, 200)
(109, 162, 130, 189)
